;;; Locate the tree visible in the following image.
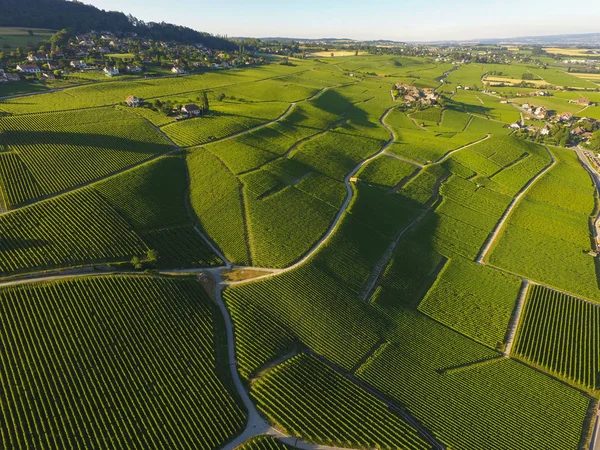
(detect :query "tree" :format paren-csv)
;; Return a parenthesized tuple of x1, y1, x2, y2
(589, 130, 600, 151)
(27, 30, 34, 36)
(146, 249, 159, 263)
(49, 29, 69, 51)
(131, 256, 143, 270)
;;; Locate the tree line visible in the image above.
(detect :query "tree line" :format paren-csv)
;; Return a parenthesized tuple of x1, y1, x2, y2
(1, 0, 236, 50)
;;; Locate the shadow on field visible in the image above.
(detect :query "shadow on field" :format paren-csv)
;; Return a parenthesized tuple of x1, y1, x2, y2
(2, 130, 173, 153)
(445, 97, 494, 118)
(313, 89, 376, 130)
(1, 236, 48, 251)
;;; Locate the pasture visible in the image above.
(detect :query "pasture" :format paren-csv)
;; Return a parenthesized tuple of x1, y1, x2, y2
(0, 26, 55, 49)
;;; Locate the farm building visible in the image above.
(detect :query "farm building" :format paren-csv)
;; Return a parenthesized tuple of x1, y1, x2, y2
(182, 104, 201, 117)
(570, 97, 591, 106)
(172, 65, 185, 74)
(16, 64, 41, 74)
(126, 96, 142, 107)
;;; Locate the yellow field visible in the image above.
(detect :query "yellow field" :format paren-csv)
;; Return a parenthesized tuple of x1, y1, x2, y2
(484, 76, 550, 87)
(308, 51, 368, 57)
(571, 73, 600, 80)
(543, 47, 596, 56)
(506, 46, 520, 51)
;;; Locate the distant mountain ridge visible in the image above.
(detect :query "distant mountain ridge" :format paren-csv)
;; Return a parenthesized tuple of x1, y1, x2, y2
(239, 33, 600, 47)
(1, 0, 236, 49)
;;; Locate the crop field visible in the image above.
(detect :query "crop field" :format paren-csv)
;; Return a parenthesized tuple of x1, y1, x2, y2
(3, 53, 599, 450)
(357, 155, 418, 190)
(0, 61, 321, 114)
(528, 68, 599, 89)
(0, 27, 55, 49)
(419, 257, 522, 349)
(251, 353, 432, 449)
(356, 308, 589, 450)
(238, 436, 295, 449)
(95, 156, 190, 231)
(162, 101, 289, 147)
(0, 151, 43, 208)
(0, 108, 173, 198)
(187, 149, 250, 265)
(489, 147, 600, 299)
(245, 185, 339, 268)
(513, 284, 600, 390)
(440, 108, 472, 131)
(0, 189, 148, 276)
(0, 275, 245, 448)
(410, 107, 442, 125)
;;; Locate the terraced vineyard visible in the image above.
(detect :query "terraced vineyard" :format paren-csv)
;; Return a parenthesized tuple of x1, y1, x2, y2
(0, 108, 174, 201)
(513, 284, 600, 390)
(0, 189, 148, 275)
(251, 353, 432, 449)
(2, 53, 599, 450)
(238, 436, 296, 450)
(0, 275, 245, 449)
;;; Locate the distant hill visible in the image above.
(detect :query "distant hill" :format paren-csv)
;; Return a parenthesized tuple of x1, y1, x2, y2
(480, 33, 600, 46)
(1, 0, 236, 49)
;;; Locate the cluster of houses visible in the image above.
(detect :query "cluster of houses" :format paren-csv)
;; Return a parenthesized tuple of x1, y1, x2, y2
(125, 95, 205, 119)
(510, 113, 598, 143)
(393, 84, 439, 105)
(1, 30, 267, 86)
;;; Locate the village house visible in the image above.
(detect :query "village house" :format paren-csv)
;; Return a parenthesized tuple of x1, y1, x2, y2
(43, 72, 56, 80)
(103, 67, 119, 77)
(16, 64, 41, 74)
(182, 104, 201, 117)
(126, 65, 142, 73)
(171, 65, 186, 74)
(27, 53, 50, 62)
(70, 60, 87, 69)
(534, 106, 548, 119)
(571, 127, 585, 136)
(559, 112, 574, 123)
(47, 62, 59, 71)
(126, 95, 142, 107)
(509, 122, 522, 129)
(540, 124, 551, 136)
(96, 47, 111, 54)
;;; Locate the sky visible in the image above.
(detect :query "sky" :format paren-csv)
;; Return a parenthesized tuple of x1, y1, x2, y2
(84, 0, 600, 42)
